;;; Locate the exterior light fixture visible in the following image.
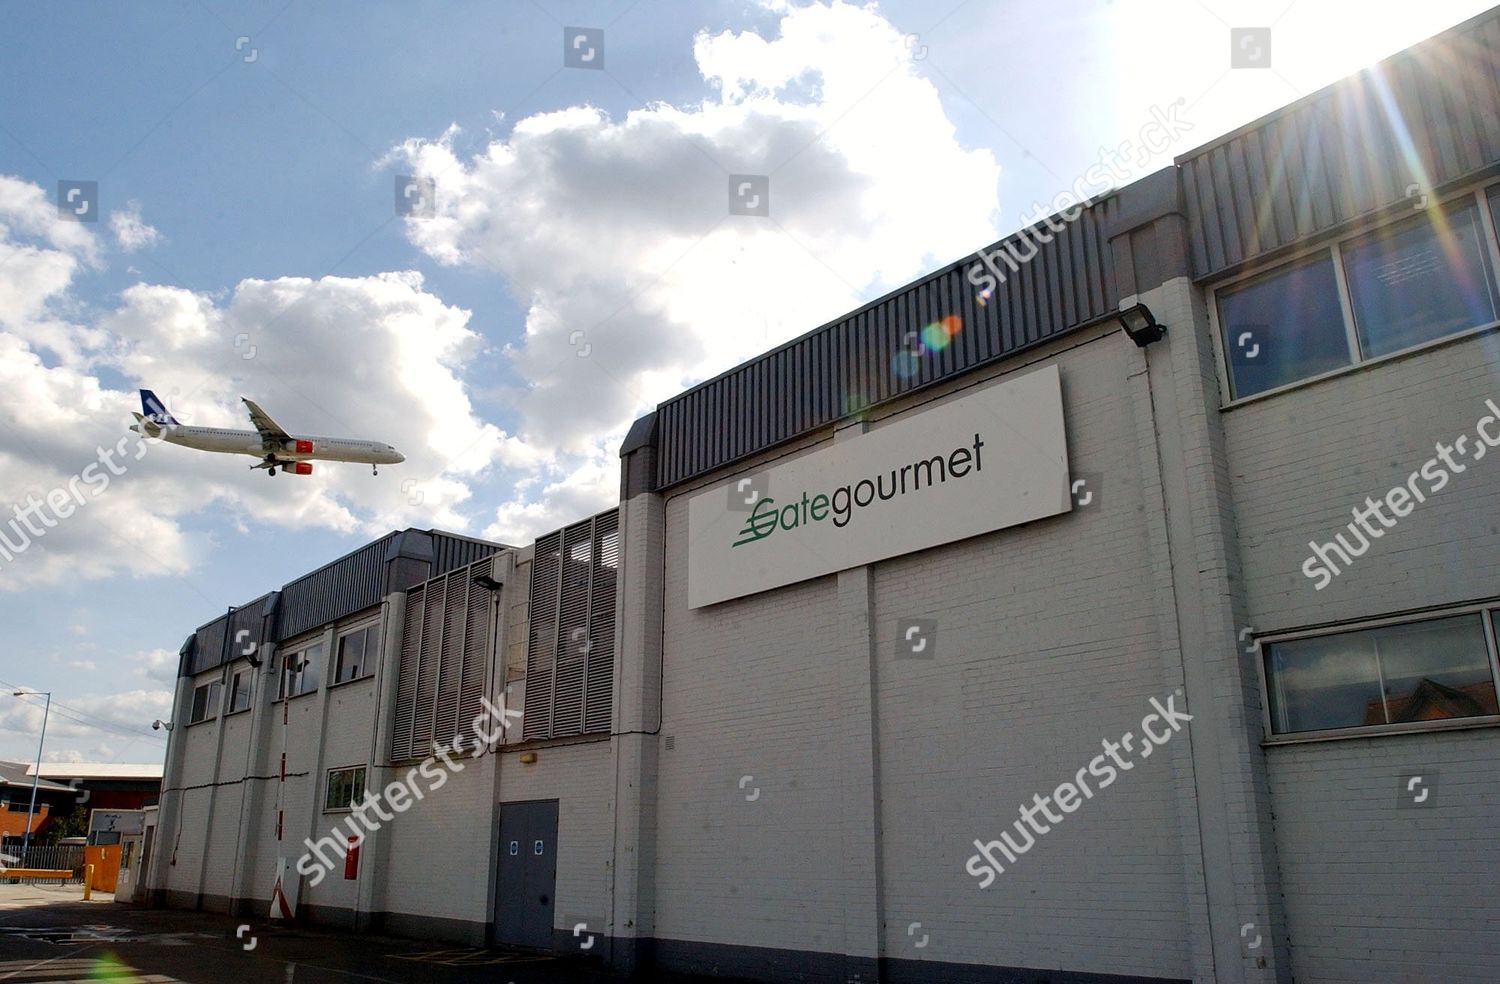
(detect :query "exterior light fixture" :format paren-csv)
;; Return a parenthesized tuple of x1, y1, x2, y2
(519, 751, 538, 764)
(1117, 303, 1165, 347)
(472, 574, 503, 592)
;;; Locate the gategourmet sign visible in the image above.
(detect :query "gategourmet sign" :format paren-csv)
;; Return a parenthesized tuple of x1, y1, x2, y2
(686, 364, 1071, 608)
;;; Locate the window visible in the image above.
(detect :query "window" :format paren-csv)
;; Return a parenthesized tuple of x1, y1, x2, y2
(1263, 612, 1500, 737)
(1217, 185, 1500, 400)
(335, 625, 374, 683)
(324, 766, 366, 811)
(1344, 199, 1497, 358)
(228, 670, 252, 713)
(1218, 254, 1351, 399)
(189, 682, 222, 723)
(278, 643, 323, 699)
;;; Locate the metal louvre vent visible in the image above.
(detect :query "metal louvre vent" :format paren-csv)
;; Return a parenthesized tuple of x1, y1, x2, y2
(390, 583, 424, 760)
(459, 558, 492, 732)
(523, 533, 561, 741)
(436, 574, 465, 741)
(585, 514, 619, 734)
(523, 509, 618, 740)
(388, 556, 499, 762)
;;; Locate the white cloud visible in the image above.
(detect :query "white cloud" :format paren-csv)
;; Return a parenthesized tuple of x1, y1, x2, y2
(392, 0, 1000, 543)
(108, 201, 160, 252)
(137, 648, 179, 685)
(0, 689, 170, 747)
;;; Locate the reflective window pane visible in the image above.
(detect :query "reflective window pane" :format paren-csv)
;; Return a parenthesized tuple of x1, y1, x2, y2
(1345, 199, 1497, 358)
(1264, 614, 1496, 735)
(229, 671, 252, 712)
(1218, 254, 1350, 398)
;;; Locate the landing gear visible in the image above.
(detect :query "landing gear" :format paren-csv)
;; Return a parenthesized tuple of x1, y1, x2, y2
(268, 467, 277, 477)
(372, 464, 379, 476)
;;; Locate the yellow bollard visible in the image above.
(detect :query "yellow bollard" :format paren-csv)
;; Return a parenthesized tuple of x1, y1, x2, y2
(83, 864, 93, 901)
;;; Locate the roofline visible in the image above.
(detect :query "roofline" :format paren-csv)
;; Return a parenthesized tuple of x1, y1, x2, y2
(1174, 5, 1497, 165)
(657, 181, 1129, 409)
(189, 527, 513, 633)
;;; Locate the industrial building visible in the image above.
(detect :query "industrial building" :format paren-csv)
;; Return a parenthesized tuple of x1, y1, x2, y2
(150, 11, 1500, 983)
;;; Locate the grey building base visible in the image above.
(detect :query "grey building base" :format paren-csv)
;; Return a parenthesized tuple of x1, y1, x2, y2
(627, 936, 1186, 984)
(144, 896, 1182, 984)
(147, 892, 485, 947)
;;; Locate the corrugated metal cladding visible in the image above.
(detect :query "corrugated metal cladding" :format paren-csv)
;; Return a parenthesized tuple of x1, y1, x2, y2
(1181, 8, 1500, 280)
(653, 198, 1119, 490)
(179, 529, 505, 677)
(429, 532, 505, 576)
(274, 530, 503, 642)
(388, 554, 498, 762)
(524, 509, 620, 740)
(276, 534, 395, 641)
(186, 617, 228, 676)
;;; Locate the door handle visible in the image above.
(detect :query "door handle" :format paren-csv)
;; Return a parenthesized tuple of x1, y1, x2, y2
(539, 894, 550, 906)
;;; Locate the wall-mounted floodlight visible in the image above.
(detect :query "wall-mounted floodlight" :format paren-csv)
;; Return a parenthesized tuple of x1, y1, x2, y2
(472, 574, 503, 592)
(1117, 303, 1166, 347)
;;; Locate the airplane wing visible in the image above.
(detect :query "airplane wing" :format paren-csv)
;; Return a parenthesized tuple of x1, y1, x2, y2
(242, 398, 292, 450)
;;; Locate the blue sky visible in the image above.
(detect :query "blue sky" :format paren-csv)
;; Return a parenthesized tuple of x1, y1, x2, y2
(0, 0, 1491, 763)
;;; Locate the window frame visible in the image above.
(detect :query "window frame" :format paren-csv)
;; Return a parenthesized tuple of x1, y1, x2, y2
(227, 667, 253, 714)
(332, 621, 377, 687)
(1256, 601, 1500, 744)
(277, 641, 324, 701)
(322, 765, 366, 813)
(188, 680, 222, 725)
(1212, 180, 1500, 408)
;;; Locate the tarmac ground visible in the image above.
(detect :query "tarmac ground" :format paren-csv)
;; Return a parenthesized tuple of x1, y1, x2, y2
(0, 882, 715, 984)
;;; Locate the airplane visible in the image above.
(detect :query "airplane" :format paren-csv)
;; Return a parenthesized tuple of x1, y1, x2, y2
(130, 389, 405, 477)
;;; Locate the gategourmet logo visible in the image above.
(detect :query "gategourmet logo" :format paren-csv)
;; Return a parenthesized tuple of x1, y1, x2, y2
(732, 434, 986, 547)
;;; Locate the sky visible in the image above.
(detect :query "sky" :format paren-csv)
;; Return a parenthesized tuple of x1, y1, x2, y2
(0, 0, 1493, 764)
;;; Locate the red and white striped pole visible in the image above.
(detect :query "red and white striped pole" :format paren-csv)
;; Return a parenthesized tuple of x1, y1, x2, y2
(269, 674, 294, 919)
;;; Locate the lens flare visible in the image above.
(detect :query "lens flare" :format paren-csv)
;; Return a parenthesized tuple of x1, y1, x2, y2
(891, 350, 922, 380)
(90, 953, 133, 980)
(844, 391, 871, 415)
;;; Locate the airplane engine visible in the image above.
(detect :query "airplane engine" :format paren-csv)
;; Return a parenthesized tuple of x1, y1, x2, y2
(294, 439, 314, 454)
(288, 462, 313, 475)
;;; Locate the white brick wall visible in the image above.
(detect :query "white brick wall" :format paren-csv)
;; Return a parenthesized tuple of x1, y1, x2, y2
(1225, 330, 1500, 983)
(496, 742, 615, 934)
(656, 336, 1194, 978)
(379, 751, 497, 924)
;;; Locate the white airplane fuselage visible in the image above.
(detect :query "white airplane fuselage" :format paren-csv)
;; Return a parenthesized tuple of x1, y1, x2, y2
(154, 424, 404, 466)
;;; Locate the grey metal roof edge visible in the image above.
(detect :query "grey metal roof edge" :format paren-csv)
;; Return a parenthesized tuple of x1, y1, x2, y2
(1191, 160, 1500, 286)
(385, 528, 434, 564)
(278, 531, 401, 593)
(654, 184, 1130, 412)
(620, 411, 658, 456)
(1174, 6, 1499, 166)
(652, 306, 1127, 492)
(424, 528, 518, 552)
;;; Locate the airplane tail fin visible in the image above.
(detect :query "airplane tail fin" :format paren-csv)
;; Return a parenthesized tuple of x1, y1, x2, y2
(140, 389, 179, 426)
(131, 411, 162, 438)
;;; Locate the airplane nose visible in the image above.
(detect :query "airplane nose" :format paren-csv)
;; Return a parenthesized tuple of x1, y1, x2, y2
(394, 451, 405, 463)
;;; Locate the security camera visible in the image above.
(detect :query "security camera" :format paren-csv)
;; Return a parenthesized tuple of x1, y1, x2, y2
(153, 719, 173, 732)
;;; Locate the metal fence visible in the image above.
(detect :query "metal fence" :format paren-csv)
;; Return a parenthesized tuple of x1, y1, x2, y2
(0, 843, 86, 881)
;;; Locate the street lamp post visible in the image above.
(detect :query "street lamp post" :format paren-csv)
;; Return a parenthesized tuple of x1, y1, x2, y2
(12, 690, 52, 859)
